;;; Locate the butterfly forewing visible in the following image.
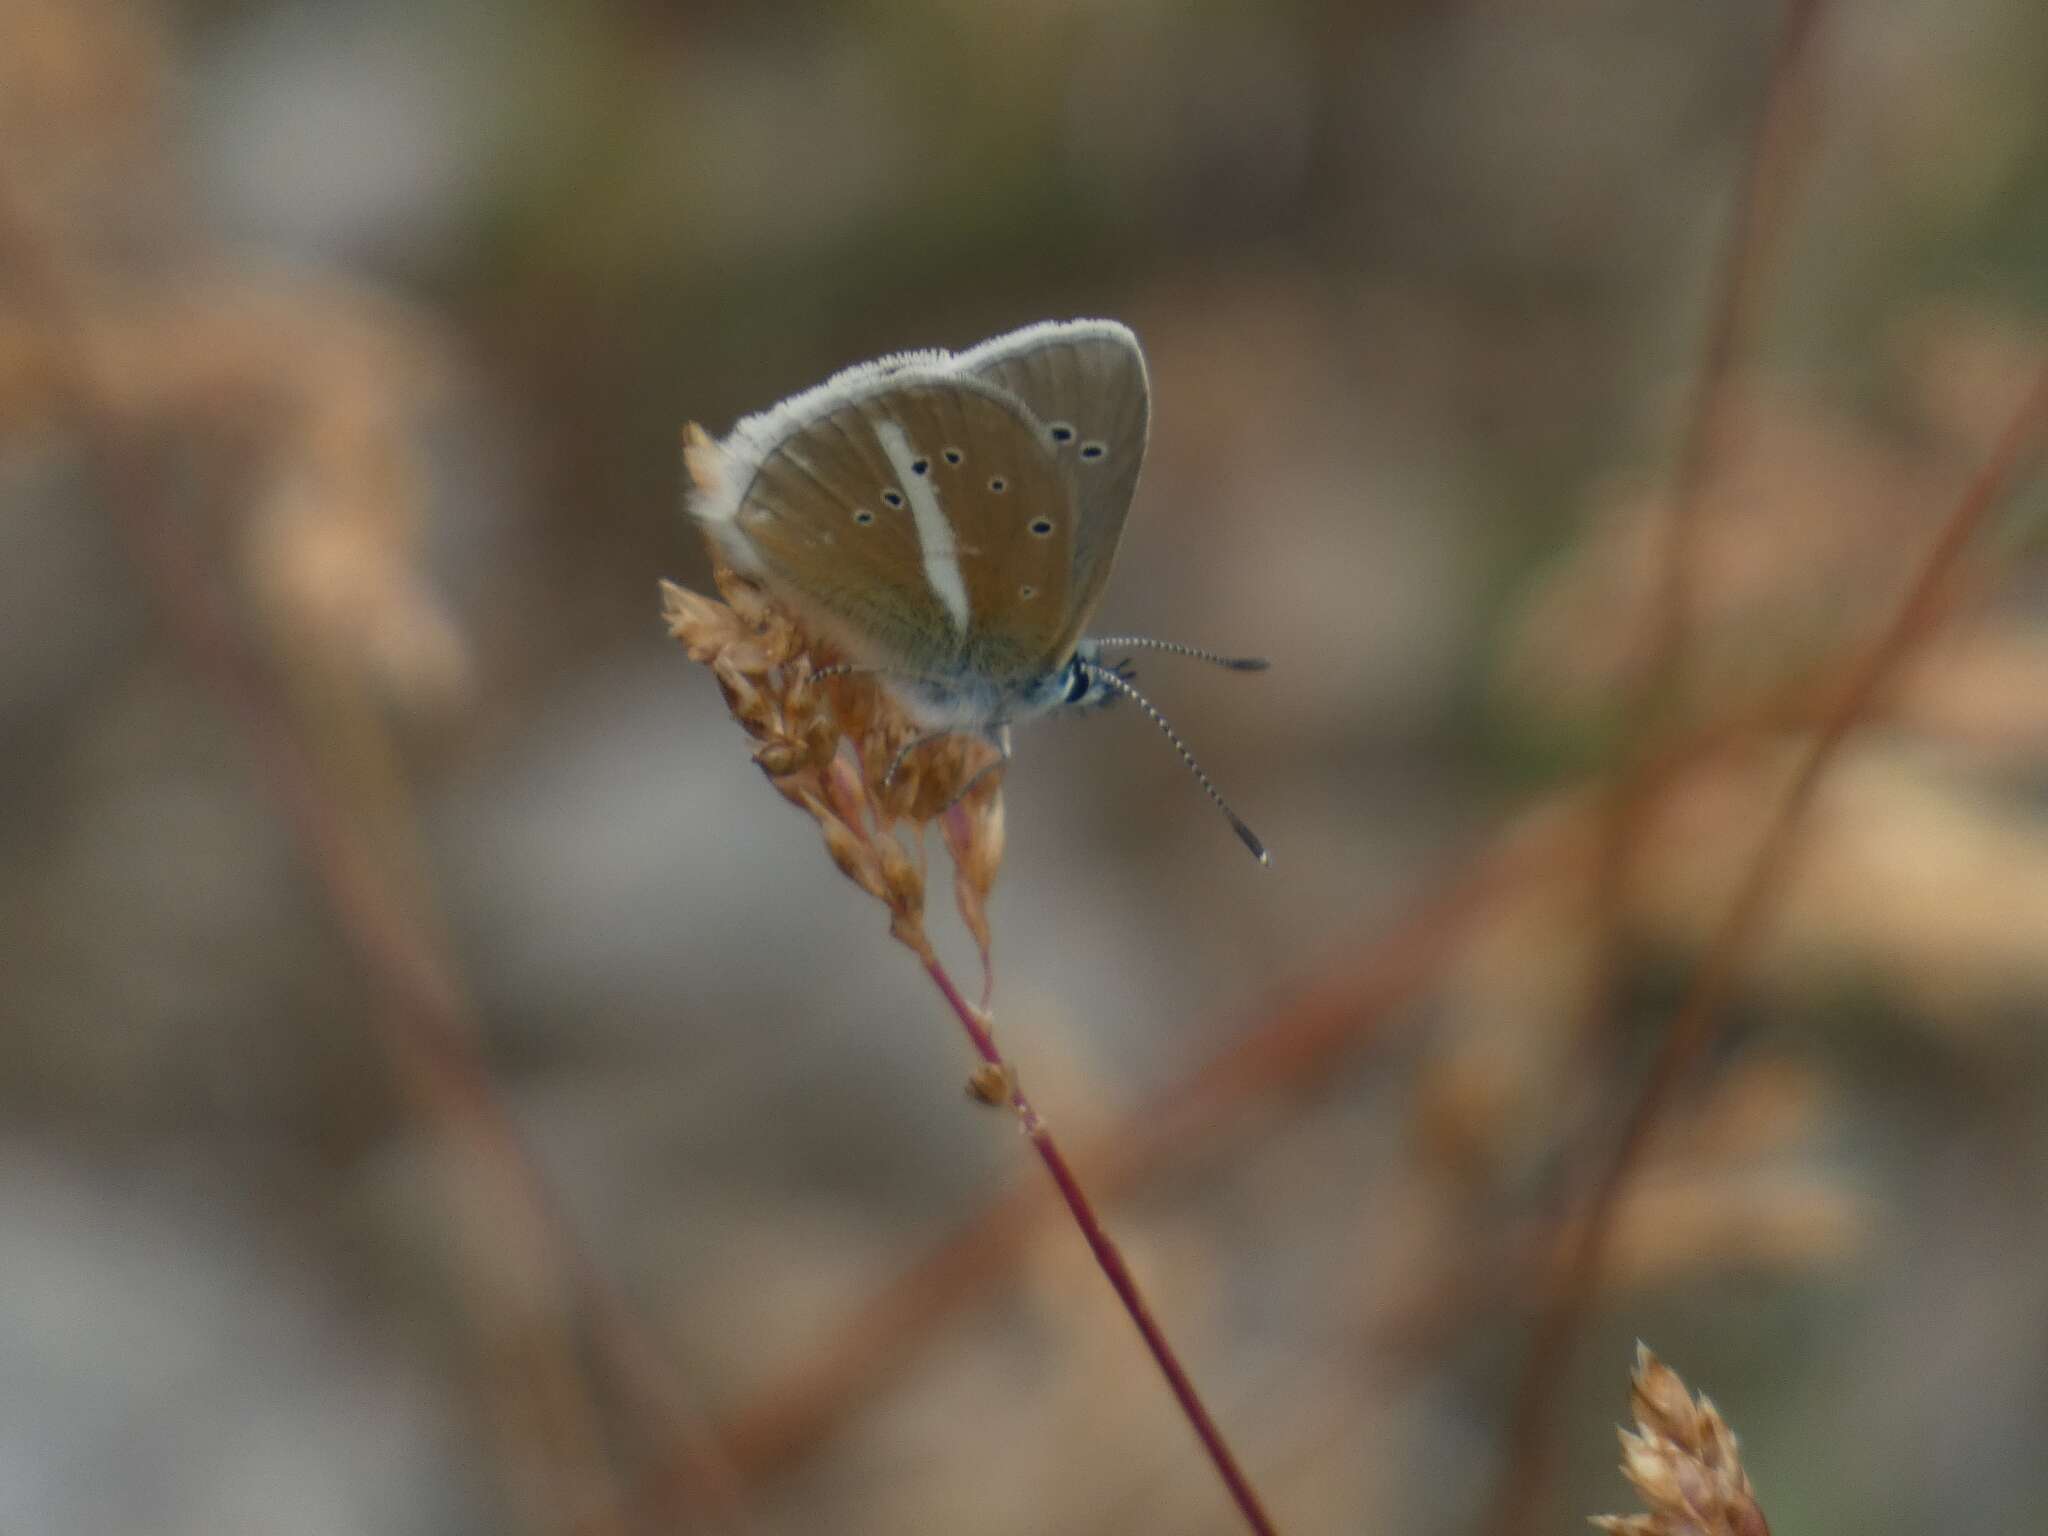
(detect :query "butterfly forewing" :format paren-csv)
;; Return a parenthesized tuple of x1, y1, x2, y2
(957, 321, 1150, 654)
(733, 379, 1075, 681)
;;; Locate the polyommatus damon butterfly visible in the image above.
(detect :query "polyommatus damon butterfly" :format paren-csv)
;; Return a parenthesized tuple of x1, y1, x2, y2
(688, 319, 1268, 861)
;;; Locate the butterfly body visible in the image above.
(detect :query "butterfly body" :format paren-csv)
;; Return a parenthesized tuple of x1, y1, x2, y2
(879, 642, 1123, 736)
(688, 319, 1270, 860)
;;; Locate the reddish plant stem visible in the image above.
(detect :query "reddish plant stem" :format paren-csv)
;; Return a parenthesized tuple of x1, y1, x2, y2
(717, 832, 1524, 1482)
(1498, 362, 2048, 1530)
(920, 955, 1284, 1536)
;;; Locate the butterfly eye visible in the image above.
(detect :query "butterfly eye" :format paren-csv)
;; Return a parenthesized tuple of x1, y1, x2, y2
(1079, 441, 1107, 461)
(882, 489, 905, 508)
(1029, 518, 1055, 537)
(943, 447, 963, 464)
(988, 477, 1007, 494)
(1049, 422, 1075, 443)
(1063, 666, 1091, 705)
(853, 509, 875, 525)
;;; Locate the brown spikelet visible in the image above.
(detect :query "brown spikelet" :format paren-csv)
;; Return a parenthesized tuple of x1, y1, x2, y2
(1592, 1344, 1770, 1536)
(662, 423, 1009, 975)
(942, 785, 1005, 1001)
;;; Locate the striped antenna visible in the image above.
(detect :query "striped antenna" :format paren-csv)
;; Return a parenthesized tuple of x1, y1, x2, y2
(1089, 637, 1270, 671)
(1079, 660, 1269, 865)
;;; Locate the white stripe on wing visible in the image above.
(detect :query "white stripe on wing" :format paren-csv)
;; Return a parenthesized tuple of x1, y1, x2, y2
(874, 419, 970, 632)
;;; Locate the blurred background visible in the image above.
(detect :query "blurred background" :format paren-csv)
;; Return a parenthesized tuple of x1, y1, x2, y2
(5, 0, 2048, 1531)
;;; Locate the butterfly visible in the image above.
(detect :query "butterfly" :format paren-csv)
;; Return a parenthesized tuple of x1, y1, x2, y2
(687, 319, 1268, 862)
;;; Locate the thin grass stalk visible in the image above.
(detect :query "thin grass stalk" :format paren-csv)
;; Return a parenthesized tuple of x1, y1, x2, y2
(918, 953, 1284, 1536)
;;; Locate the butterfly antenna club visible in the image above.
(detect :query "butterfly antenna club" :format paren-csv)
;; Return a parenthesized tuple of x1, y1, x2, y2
(1080, 661, 1269, 864)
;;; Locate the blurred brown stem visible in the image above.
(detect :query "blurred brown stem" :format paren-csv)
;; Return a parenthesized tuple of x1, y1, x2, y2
(1590, 0, 1831, 1082)
(1643, 0, 1828, 707)
(1498, 1, 1832, 1523)
(1495, 360, 2048, 1530)
(919, 954, 1285, 1536)
(0, 176, 750, 1536)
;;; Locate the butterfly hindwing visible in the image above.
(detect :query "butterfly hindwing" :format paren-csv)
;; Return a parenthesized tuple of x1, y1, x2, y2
(956, 321, 1150, 655)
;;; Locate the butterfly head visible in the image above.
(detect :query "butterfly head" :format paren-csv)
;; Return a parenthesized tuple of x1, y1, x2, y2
(1055, 642, 1135, 715)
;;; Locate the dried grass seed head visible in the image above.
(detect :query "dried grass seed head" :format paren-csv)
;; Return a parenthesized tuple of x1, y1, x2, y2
(664, 425, 1011, 967)
(1592, 1345, 1768, 1536)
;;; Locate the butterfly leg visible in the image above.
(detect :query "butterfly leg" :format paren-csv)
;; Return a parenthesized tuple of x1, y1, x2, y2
(883, 730, 954, 789)
(884, 726, 1010, 804)
(946, 724, 1013, 808)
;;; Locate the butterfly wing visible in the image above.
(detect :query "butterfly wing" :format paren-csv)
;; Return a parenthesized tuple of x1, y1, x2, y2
(699, 366, 1077, 682)
(954, 320, 1150, 655)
